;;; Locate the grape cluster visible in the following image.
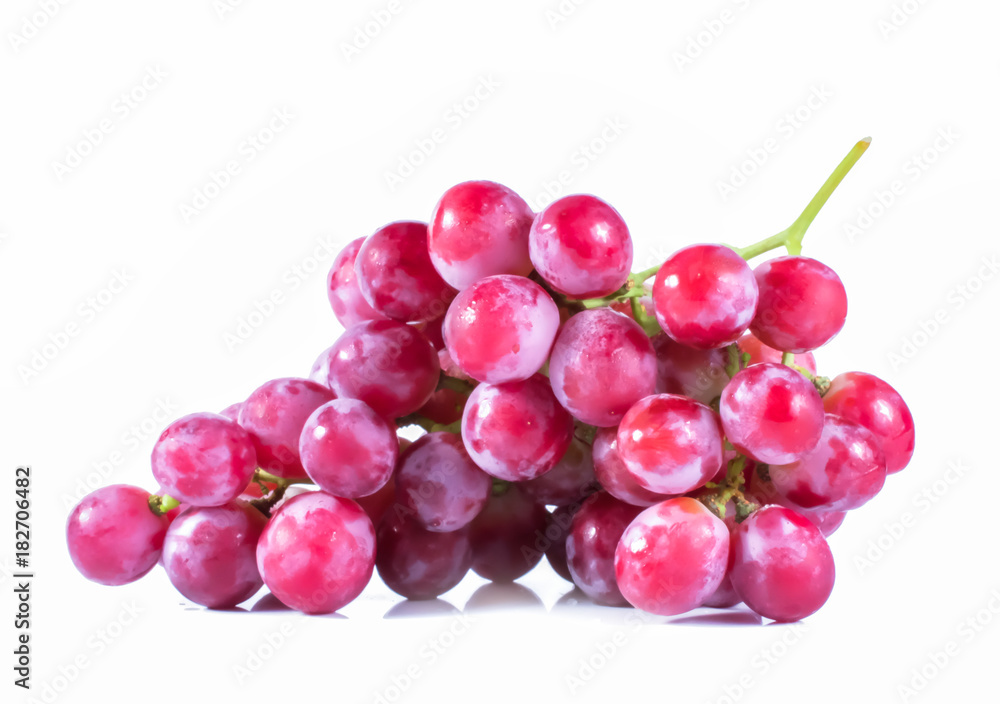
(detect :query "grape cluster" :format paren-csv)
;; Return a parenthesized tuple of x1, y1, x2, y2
(67, 140, 915, 622)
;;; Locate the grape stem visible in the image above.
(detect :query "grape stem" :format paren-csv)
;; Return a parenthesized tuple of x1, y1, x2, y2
(791, 364, 833, 396)
(701, 454, 759, 522)
(781, 351, 795, 365)
(734, 137, 871, 261)
(148, 494, 181, 516)
(252, 469, 314, 487)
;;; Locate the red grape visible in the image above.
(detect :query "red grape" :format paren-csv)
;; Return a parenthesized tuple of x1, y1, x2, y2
(67, 485, 169, 586)
(327, 236, 386, 328)
(519, 437, 599, 507)
(469, 483, 549, 582)
(375, 509, 472, 600)
(652, 334, 730, 405)
(324, 319, 439, 419)
(356, 221, 456, 323)
(395, 432, 491, 532)
(720, 363, 824, 465)
(299, 398, 399, 498)
(653, 244, 759, 349)
(239, 378, 335, 479)
(730, 505, 835, 622)
(256, 492, 375, 614)
(151, 412, 257, 507)
(308, 346, 335, 387)
(617, 394, 724, 495)
(769, 414, 887, 512)
(461, 374, 573, 482)
(566, 492, 643, 606)
(544, 505, 578, 582)
(443, 274, 560, 384)
(823, 371, 915, 474)
(615, 497, 729, 615)
(161, 501, 267, 609)
(355, 473, 396, 528)
(750, 256, 848, 353)
(548, 308, 657, 427)
(592, 427, 671, 507)
(219, 403, 242, 422)
(428, 180, 534, 289)
(529, 194, 633, 299)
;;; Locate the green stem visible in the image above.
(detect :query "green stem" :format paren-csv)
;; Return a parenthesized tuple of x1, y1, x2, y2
(734, 137, 871, 260)
(149, 494, 181, 516)
(781, 351, 795, 366)
(252, 469, 314, 487)
(437, 374, 476, 396)
(633, 265, 661, 283)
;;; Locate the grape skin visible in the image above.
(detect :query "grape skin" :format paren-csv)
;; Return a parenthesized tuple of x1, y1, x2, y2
(151, 412, 257, 507)
(375, 510, 472, 600)
(161, 501, 267, 609)
(443, 275, 560, 384)
(428, 180, 535, 289)
(256, 492, 376, 614)
(615, 497, 730, 616)
(66, 485, 170, 586)
(548, 308, 657, 427)
(566, 492, 642, 606)
(592, 427, 672, 507)
(327, 236, 386, 328)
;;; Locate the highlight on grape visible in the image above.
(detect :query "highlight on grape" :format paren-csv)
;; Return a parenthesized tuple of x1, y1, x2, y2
(66, 137, 915, 623)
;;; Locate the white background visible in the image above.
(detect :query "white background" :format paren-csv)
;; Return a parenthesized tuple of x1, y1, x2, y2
(2, 1, 997, 703)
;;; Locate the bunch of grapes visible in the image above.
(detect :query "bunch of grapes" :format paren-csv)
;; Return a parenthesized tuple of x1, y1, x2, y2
(67, 138, 915, 622)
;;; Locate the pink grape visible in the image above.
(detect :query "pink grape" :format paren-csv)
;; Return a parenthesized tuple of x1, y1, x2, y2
(529, 194, 633, 299)
(461, 374, 573, 481)
(355, 474, 397, 527)
(256, 492, 375, 614)
(653, 244, 759, 349)
(519, 437, 599, 507)
(395, 432, 492, 532)
(616, 394, 724, 495)
(566, 492, 642, 606)
(823, 371, 915, 474)
(219, 403, 242, 422)
(730, 505, 835, 622)
(299, 398, 399, 499)
(151, 412, 257, 507)
(66, 485, 169, 586)
(720, 363, 824, 465)
(615, 497, 729, 615)
(469, 484, 549, 582)
(737, 333, 816, 374)
(308, 346, 335, 387)
(652, 334, 730, 405)
(375, 509, 472, 600)
(324, 319, 440, 419)
(443, 275, 560, 384)
(239, 378, 335, 479)
(327, 236, 386, 328)
(745, 469, 847, 538)
(750, 256, 848, 353)
(428, 180, 534, 289)
(592, 427, 671, 507)
(769, 414, 887, 512)
(355, 221, 456, 323)
(161, 501, 267, 609)
(548, 308, 657, 427)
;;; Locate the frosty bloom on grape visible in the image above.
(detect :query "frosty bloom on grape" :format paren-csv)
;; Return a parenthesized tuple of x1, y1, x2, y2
(896, 588, 1000, 703)
(16, 268, 135, 387)
(51, 64, 168, 181)
(23, 601, 143, 703)
(373, 612, 476, 704)
(6, 0, 73, 53)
